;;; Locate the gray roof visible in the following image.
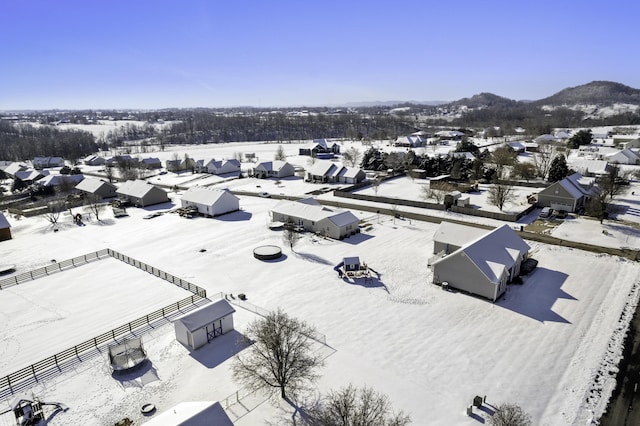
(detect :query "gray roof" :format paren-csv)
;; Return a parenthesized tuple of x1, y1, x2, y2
(175, 299, 235, 332)
(433, 222, 488, 249)
(117, 179, 167, 198)
(0, 213, 10, 229)
(75, 178, 117, 193)
(181, 187, 238, 206)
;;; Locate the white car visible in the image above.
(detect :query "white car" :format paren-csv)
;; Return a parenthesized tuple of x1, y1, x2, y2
(258, 192, 270, 198)
(539, 207, 551, 218)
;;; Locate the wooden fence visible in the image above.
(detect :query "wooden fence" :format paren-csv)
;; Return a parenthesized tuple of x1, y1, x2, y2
(0, 293, 210, 397)
(0, 249, 110, 290)
(0, 248, 214, 397)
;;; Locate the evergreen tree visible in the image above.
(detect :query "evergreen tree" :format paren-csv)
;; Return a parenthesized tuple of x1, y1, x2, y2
(548, 154, 570, 182)
(567, 129, 592, 149)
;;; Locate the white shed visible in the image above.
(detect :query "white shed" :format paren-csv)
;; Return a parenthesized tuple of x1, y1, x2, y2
(174, 299, 236, 350)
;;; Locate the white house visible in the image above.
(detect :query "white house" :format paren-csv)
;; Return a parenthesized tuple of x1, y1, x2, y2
(180, 187, 239, 217)
(201, 159, 241, 175)
(174, 299, 236, 350)
(37, 174, 84, 188)
(32, 157, 65, 169)
(306, 161, 365, 184)
(270, 198, 360, 239)
(394, 135, 426, 148)
(0, 212, 11, 242)
(254, 160, 295, 178)
(431, 225, 530, 301)
(605, 148, 640, 165)
(432, 222, 488, 255)
(82, 155, 106, 166)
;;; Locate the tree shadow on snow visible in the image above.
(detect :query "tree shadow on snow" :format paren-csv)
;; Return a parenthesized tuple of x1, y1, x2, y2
(341, 274, 389, 293)
(188, 330, 251, 369)
(293, 252, 332, 265)
(498, 267, 575, 324)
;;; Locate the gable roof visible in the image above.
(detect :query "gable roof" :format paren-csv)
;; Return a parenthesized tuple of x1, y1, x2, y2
(308, 161, 338, 177)
(181, 187, 238, 206)
(256, 160, 290, 172)
(117, 179, 166, 198)
(144, 401, 233, 426)
(175, 299, 235, 332)
(75, 178, 117, 193)
(272, 199, 358, 227)
(433, 222, 488, 249)
(37, 174, 84, 187)
(0, 212, 10, 229)
(434, 225, 530, 284)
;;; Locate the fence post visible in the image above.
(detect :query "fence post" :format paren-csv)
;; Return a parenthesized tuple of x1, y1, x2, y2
(54, 354, 58, 367)
(94, 337, 98, 348)
(31, 365, 36, 381)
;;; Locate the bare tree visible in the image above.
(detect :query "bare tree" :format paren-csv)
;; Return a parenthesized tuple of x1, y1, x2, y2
(85, 194, 106, 222)
(283, 219, 302, 251)
(43, 200, 65, 227)
(231, 309, 324, 400)
(372, 178, 381, 196)
(105, 164, 116, 183)
(487, 183, 516, 211)
(275, 144, 287, 161)
(532, 142, 558, 179)
(342, 146, 362, 168)
(304, 384, 411, 426)
(490, 146, 518, 178)
(488, 403, 532, 426)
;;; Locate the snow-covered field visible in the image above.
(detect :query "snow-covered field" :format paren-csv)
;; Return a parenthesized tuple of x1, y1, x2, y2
(1, 187, 639, 425)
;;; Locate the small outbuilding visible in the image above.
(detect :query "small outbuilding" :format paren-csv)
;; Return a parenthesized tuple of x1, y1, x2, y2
(0, 213, 12, 241)
(174, 299, 236, 350)
(343, 257, 361, 272)
(180, 187, 240, 217)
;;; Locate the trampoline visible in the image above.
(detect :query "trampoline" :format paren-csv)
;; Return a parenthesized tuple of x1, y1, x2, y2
(109, 337, 148, 372)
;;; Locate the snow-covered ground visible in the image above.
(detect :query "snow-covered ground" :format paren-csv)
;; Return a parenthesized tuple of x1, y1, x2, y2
(3, 139, 640, 425)
(1, 186, 639, 425)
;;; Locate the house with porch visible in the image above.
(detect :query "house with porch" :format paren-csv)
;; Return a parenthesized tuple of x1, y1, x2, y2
(116, 179, 170, 207)
(75, 178, 118, 199)
(299, 139, 341, 157)
(253, 160, 295, 178)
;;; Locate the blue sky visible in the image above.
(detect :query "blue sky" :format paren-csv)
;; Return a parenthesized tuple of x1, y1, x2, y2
(2, 0, 639, 110)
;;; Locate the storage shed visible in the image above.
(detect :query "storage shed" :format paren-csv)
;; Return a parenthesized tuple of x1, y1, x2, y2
(174, 300, 235, 350)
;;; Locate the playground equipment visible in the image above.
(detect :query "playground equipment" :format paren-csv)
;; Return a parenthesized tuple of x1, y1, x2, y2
(0, 395, 68, 426)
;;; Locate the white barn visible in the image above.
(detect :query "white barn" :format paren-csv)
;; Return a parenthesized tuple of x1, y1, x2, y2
(174, 299, 236, 350)
(180, 187, 240, 217)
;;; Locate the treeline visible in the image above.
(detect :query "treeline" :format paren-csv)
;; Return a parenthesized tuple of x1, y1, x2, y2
(163, 111, 416, 144)
(0, 121, 97, 162)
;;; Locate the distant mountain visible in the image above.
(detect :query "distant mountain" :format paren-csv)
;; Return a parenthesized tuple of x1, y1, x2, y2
(532, 81, 640, 106)
(342, 100, 448, 107)
(447, 92, 519, 109)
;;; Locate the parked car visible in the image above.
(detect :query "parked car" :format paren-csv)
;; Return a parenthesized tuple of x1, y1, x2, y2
(258, 192, 270, 198)
(539, 207, 551, 218)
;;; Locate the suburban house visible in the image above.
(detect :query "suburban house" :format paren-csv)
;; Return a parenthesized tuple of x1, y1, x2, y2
(431, 224, 531, 302)
(106, 155, 137, 167)
(306, 161, 339, 182)
(140, 157, 162, 169)
(116, 179, 170, 207)
(270, 198, 360, 239)
(75, 178, 118, 199)
(180, 157, 197, 172)
(253, 160, 295, 178)
(567, 159, 610, 178)
(2, 162, 29, 178)
(0, 212, 11, 241)
(605, 148, 640, 165)
(394, 135, 426, 148)
(435, 130, 465, 140)
(37, 174, 84, 188)
(166, 159, 181, 172)
(198, 159, 241, 175)
(144, 401, 233, 426)
(306, 161, 365, 184)
(432, 222, 488, 256)
(174, 299, 235, 350)
(32, 157, 65, 169)
(82, 155, 106, 166)
(537, 172, 597, 212)
(180, 187, 240, 217)
(298, 138, 341, 157)
(15, 169, 48, 184)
